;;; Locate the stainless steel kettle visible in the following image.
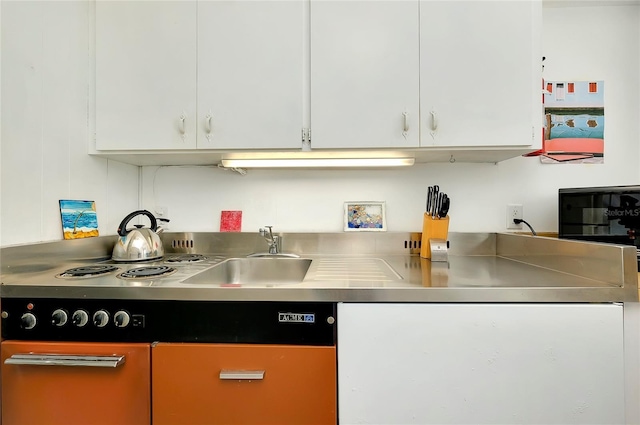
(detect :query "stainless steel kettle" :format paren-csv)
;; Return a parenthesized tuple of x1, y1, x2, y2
(112, 210, 165, 262)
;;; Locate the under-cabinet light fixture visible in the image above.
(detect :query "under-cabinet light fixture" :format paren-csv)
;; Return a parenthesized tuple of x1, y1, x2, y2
(220, 157, 415, 168)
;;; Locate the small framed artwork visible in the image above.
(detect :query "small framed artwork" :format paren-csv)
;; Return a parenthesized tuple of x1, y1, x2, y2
(220, 210, 242, 232)
(344, 201, 387, 232)
(59, 200, 99, 240)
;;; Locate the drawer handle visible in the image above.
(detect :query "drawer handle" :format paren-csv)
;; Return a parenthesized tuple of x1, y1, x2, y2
(219, 370, 265, 380)
(4, 353, 125, 368)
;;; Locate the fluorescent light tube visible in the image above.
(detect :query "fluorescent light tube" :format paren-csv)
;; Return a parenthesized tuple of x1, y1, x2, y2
(220, 157, 415, 168)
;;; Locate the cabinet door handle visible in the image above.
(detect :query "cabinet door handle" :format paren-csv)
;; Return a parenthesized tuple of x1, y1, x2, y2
(430, 110, 438, 131)
(205, 113, 212, 134)
(179, 112, 187, 135)
(219, 370, 265, 380)
(5, 353, 125, 368)
(402, 111, 409, 138)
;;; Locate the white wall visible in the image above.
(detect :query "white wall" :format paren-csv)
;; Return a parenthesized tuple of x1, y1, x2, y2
(141, 4, 640, 235)
(0, 2, 638, 246)
(0, 1, 139, 247)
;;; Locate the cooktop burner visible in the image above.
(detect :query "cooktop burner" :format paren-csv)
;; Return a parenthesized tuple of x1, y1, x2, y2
(56, 265, 120, 279)
(117, 266, 177, 280)
(165, 254, 208, 264)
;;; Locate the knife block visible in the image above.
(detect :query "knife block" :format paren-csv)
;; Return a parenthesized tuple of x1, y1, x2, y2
(420, 213, 449, 259)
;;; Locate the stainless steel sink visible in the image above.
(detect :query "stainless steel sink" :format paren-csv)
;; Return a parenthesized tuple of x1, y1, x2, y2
(182, 257, 312, 286)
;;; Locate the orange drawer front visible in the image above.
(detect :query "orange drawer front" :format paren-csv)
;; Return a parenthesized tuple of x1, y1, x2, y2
(1, 341, 151, 425)
(152, 343, 337, 425)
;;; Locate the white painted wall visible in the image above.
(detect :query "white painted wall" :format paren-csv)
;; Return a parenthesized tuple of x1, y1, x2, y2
(0, 1, 139, 247)
(0, 2, 638, 246)
(141, 5, 640, 234)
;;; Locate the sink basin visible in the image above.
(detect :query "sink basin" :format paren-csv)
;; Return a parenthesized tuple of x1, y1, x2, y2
(246, 252, 300, 258)
(182, 257, 312, 286)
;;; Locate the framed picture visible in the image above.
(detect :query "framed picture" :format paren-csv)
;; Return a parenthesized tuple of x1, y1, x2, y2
(344, 201, 387, 232)
(59, 200, 99, 240)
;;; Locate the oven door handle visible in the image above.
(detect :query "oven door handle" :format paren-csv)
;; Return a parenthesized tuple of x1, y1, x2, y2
(219, 370, 265, 380)
(4, 353, 125, 368)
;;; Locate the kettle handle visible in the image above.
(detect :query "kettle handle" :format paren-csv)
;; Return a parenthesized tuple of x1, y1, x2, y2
(117, 210, 158, 237)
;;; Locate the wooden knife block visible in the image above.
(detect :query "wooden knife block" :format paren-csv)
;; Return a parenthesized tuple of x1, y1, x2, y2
(420, 213, 450, 259)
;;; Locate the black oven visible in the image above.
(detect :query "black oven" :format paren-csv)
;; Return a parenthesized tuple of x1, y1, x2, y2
(559, 185, 640, 267)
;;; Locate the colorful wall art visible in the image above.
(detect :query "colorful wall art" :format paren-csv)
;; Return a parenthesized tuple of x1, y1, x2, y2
(59, 200, 99, 239)
(220, 210, 242, 232)
(541, 80, 605, 164)
(344, 202, 387, 232)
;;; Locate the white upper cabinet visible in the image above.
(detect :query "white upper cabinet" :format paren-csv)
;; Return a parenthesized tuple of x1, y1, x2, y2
(96, 1, 302, 152)
(310, 0, 420, 149)
(420, 1, 540, 148)
(96, 2, 197, 150)
(94, 1, 540, 159)
(196, 1, 304, 150)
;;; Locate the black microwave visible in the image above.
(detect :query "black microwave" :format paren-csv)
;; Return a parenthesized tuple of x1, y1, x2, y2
(559, 185, 640, 264)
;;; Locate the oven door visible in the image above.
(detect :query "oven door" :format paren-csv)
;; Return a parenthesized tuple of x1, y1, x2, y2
(1, 341, 150, 425)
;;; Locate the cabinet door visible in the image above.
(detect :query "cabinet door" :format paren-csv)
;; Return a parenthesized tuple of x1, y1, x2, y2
(338, 303, 624, 425)
(310, 1, 420, 149)
(96, 2, 197, 150)
(152, 343, 337, 425)
(197, 1, 304, 150)
(420, 1, 539, 147)
(1, 341, 151, 425)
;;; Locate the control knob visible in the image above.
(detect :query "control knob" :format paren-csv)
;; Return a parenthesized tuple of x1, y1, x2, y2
(21, 313, 37, 330)
(72, 310, 89, 327)
(92, 310, 110, 328)
(51, 309, 68, 327)
(114, 310, 131, 328)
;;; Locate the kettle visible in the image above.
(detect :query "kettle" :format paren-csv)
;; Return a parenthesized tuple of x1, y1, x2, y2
(112, 210, 165, 262)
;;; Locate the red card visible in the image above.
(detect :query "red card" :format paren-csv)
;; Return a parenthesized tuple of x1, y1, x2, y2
(220, 211, 242, 232)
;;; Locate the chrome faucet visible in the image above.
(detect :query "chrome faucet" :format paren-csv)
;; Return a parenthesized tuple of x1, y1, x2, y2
(259, 226, 279, 254)
(248, 226, 299, 258)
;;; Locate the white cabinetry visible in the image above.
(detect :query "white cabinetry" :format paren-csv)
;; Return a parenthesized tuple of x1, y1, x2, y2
(96, 1, 303, 151)
(196, 1, 303, 150)
(420, 1, 539, 148)
(338, 303, 624, 425)
(96, 2, 197, 150)
(95, 1, 540, 160)
(310, 0, 420, 149)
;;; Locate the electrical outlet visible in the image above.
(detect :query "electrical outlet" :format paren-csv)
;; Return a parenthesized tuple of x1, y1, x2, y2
(506, 204, 523, 229)
(155, 206, 169, 230)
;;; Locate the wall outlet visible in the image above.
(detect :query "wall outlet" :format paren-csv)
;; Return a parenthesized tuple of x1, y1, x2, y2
(506, 204, 523, 229)
(155, 206, 169, 230)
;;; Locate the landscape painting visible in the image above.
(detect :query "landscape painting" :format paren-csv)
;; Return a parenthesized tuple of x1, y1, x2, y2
(59, 200, 99, 240)
(541, 80, 604, 164)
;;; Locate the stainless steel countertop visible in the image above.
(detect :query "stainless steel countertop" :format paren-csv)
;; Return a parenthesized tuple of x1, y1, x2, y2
(1, 232, 637, 303)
